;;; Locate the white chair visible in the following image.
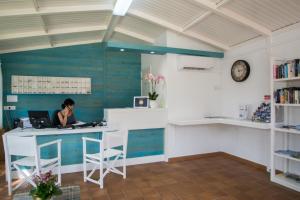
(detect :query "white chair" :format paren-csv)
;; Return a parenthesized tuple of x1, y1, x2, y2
(2, 135, 62, 196)
(82, 129, 128, 188)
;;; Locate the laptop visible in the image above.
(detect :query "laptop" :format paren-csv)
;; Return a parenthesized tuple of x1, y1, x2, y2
(28, 111, 52, 129)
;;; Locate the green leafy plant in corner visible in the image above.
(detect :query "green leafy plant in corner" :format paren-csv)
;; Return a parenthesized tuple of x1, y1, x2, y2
(30, 171, 62, 200)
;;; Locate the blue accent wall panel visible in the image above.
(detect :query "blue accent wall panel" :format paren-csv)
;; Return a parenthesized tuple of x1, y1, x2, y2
(1, 43, 141, 126)
(1, 43, 165, 161)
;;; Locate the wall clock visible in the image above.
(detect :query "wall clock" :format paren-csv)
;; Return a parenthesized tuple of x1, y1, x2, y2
(231, 60, 250, 82)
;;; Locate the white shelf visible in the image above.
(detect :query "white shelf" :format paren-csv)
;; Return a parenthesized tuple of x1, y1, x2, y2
(273, 152, 300, 162)
(274, 127, 300, 135)
(274, 103, 300, 107)
(271, 57, 300, 192)
(271, 174, 300, 192)
(169, 118, 271, 130)
(273, 77, 300, 82)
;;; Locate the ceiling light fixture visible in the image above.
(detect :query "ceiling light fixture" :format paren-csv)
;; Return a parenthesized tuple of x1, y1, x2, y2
(113, 0, 133, 16)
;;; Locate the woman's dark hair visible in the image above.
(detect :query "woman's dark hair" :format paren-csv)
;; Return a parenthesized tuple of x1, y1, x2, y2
(61, 98, 75, 109)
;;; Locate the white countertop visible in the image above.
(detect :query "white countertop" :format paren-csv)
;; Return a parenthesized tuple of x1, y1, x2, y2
(169, 117, 271, 130)
(5, 126, 116, 137)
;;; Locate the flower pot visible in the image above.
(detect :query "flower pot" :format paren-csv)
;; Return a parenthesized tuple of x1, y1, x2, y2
(150, 100, 158, 108)
(33, 197, 53, 200)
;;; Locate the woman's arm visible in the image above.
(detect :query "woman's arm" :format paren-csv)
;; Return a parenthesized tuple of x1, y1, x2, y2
(58, 110, 68, 127)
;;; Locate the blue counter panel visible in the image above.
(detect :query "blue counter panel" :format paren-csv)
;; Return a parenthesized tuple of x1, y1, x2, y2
(36, 128, 164, 166)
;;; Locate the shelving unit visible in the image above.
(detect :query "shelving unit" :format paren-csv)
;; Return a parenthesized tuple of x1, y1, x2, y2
(271, 57, 300, 192)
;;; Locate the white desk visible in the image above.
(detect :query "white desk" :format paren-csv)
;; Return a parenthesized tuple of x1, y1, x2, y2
(169, 117, 271, 130)
(5, 126, 116, 137)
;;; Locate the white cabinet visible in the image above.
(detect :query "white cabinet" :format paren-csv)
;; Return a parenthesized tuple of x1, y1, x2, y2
(104, 108, 167, 130)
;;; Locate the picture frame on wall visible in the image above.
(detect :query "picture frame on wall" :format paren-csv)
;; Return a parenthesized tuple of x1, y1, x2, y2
(133, 96, 149, 108)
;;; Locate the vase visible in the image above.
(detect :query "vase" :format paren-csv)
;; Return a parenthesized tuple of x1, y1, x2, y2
(149, 100, 158, 108)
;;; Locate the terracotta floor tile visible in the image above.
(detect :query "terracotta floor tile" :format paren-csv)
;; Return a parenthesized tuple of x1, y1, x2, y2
(1, 155, 299, 199)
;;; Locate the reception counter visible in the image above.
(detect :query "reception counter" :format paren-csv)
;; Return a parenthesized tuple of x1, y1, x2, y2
(5, 108, 168, 174)
(104, 108, 167, 160)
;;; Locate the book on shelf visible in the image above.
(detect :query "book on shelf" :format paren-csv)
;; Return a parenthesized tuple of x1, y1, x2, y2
(274, 87, 300, 104)
(273, 59, 300, 79)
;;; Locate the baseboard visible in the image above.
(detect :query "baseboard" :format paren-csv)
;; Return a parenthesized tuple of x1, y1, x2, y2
(219, 152, 266, 171)
(168, 152, 223, 163)
(169, 152, 267, 171)
(11, 154, 165, 178)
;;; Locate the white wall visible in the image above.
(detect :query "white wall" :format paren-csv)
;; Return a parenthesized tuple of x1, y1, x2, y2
(220, 38, 270, 118)
(144, 26, 300, 168)
(218, 37, 271, 167)
(209, 23, 300, 168)
(143, 31, 225, 158)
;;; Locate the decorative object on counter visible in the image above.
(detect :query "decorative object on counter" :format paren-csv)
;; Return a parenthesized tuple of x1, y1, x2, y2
(238, 104, 249, 120)
(274, 87, 300, 104)
(133, 96, 149, 108)
(231, 60, 250, 82)
(273, 59, 300, 79)
(144, 72, 165, 108)
(30, 171, 62, 200)
(252, 95, 271, 123)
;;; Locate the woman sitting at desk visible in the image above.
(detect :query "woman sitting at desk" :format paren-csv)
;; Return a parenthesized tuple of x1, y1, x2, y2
(57, 98, 76, 127)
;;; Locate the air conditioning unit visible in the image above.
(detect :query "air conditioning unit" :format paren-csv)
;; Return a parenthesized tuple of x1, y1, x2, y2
(177, 55, 218, 71)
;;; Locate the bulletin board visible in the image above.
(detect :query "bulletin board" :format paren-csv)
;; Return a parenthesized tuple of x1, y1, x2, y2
(11, 75, 92, 94)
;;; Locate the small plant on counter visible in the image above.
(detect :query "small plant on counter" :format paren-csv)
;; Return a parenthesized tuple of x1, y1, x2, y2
(30, 171, 62, 200)
(144, 73, 165, 101)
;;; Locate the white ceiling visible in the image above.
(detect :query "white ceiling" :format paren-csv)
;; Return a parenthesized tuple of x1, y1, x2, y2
(0, 0, 300, 54)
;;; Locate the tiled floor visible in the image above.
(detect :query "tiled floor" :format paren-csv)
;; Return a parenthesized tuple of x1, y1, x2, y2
(1, 155, 300, 200)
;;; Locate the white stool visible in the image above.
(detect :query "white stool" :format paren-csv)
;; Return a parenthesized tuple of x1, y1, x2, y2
(82, 129, 128, 188)
(2, 135, 62, 196)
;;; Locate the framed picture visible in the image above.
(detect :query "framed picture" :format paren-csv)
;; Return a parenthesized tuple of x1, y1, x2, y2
(133, 96, 149, 108)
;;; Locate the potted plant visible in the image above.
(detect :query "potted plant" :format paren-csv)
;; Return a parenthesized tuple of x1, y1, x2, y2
(30, 171, 62, 200)
(144, 73, 165, 108)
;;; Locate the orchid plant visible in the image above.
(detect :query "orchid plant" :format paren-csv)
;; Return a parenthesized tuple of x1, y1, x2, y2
(30, 171, 62, 200)
(144, 73, 165, 100)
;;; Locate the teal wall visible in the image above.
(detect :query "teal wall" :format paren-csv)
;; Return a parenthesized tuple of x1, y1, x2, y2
(1, 43, 141, 127)
(1, 43, 164, 161)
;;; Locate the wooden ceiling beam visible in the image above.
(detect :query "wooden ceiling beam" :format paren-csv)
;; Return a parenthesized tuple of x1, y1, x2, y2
(190, 0, 271, 36)
(0, 5, 113, 17)
(182, 0, 231, 31)
(128, 9, 230, 50)
(114, 27, 155, 43)
(0, 25, 107, 41)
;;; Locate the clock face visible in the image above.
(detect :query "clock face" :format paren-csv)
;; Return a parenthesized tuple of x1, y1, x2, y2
(231, 60, 250, 82)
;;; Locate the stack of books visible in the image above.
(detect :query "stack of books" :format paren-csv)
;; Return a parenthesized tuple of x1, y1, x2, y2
(252, 102, 271, 123)
(274, 87, 300, 104)
(273, 59, 300, 79)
